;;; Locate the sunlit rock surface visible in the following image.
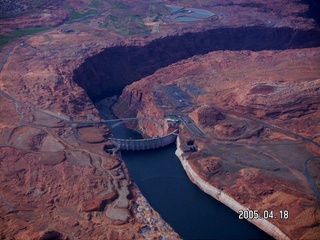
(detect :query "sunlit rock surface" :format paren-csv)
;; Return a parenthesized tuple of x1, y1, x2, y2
(114, 48, 320, 239)
(0, 0, 320, 239)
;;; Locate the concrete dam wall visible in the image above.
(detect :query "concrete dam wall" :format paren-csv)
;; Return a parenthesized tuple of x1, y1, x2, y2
(109, 130, 178, 151)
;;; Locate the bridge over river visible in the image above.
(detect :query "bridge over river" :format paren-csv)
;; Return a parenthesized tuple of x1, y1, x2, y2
(109, 130, 179, 151)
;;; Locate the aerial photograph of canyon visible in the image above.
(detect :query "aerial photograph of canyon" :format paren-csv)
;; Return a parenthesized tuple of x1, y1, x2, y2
(0, 0, 319, 239)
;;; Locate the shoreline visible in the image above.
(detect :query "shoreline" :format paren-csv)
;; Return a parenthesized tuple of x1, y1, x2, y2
(175, 137, 290, 240)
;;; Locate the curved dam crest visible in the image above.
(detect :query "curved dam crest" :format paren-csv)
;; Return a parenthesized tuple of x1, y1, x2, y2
(109, 130, 178, 151)
(73, 26, 320, 102)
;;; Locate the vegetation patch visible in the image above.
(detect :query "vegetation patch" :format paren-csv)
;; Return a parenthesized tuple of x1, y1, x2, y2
(0, 26, 51, 49)
(100, 2, 172, 35)
(111, 1, 128, 9)
(33, 0, 50, 8)
(89, 0, 103, 8)
(68, 9, 99, 22)
(102, 14, 150, 35)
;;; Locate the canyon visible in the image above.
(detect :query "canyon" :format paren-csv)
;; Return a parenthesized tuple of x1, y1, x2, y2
(1, 0, 320, 239)
(113, 47, 320, 239)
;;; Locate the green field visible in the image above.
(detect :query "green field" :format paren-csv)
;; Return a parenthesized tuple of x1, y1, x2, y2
(0, 27, 51, 49)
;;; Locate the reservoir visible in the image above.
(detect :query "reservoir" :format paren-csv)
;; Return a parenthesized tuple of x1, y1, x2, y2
(99, 102, 273, 239)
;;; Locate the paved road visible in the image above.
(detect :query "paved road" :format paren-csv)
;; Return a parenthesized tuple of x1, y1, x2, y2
(0, 89, 16, 102)
(0, 40, 22, 73)
(179, 116, 205, 137)
(216, 107, 320, 148)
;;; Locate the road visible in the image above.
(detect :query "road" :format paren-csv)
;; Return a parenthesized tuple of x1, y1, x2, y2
(215, 107, 320, 148)
(179, 116, 205, 136)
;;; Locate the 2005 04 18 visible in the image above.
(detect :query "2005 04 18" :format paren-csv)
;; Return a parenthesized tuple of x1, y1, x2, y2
(238, 209, 289, 220)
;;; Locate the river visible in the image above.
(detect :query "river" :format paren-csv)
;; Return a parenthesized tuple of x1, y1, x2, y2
(122, 145, 273, 240)
(97, 100, 273, 239)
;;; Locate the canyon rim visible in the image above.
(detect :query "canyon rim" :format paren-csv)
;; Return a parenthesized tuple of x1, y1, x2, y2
(1, 0, 320, 239)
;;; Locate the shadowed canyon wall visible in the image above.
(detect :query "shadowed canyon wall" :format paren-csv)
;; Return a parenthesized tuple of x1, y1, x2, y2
(73, 27, 320, 101)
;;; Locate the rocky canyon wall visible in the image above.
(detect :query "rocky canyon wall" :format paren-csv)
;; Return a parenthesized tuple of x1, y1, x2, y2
(73, 27, 320, 102)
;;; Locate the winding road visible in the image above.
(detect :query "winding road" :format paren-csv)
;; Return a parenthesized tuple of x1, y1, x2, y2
(214, 107, 320, 148)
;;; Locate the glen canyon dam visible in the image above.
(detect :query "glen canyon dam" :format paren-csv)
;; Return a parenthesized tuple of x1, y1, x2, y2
(0, 0, 320, 239)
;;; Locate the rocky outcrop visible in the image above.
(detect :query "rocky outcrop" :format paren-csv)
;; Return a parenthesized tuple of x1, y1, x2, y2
(0, 18, 180, 240)
(82, 190, 119, 212)
(233, 80, 320, 120)
(39, 230, 62, 240)
(189, 105, 226, 127)
(113, 86, 167, 137)
(214, 123, 247, 138)
(1, 0, 320, 239)
(0, 90, 180, 239)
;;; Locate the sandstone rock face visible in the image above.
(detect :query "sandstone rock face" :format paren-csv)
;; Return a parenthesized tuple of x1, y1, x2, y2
(190, 105, 226, 127)
(0, 7, 180, 238)
(114, 47, 320, 239)
(0, 84, 179, 239)
(1, 0, 320, 239)
(214, 123, 247, 138)
(82, 190, 119, 212)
